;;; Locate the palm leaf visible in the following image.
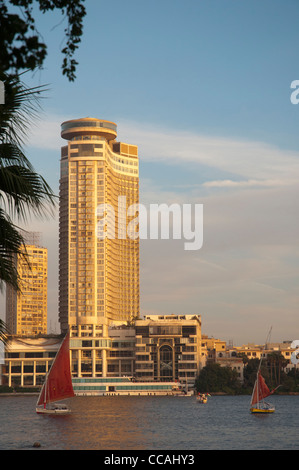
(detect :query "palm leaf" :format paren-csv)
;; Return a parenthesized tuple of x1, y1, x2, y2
(0, 74, 49, 147)
(0, 208, 27, 291)
(0, 318, 9, 345)
(0, 73, 56, 289)
(0, 157, 55, 220)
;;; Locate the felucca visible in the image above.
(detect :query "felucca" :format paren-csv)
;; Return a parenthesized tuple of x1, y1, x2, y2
(36, 331, 75, 414)
(250, 328, 279, 414)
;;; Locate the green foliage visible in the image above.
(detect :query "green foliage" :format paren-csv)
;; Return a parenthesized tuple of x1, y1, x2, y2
(0, 385, 13, 393)
(0, 1, 85, 342)
(0, 0, 86, 81)
(195, 363, 242, 394)
(14, 386, 40, 393)
(0, 75, 56, 294)
(242, 358, 260, 389)
(196, 358, 299, 395)
(266, 351, 289, 389)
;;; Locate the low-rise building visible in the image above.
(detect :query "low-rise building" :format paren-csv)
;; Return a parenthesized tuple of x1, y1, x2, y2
(228, 341, 296, 364)
(1, 324, 297, 391)
(201, 335, 226, 364)
(134, 314, 203, 387)
(69, 325, 136, 379)
(2, 335, 60, 388)
(1, 315, 203, 391)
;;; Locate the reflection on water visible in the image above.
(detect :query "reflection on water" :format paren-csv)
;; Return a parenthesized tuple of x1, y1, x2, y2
(62, 396, 150, 450)
(0, 394, 298, 450)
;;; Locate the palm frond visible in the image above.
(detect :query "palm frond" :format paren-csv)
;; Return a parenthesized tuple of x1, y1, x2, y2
(0, 73, 56, 290)
(0, 208, 26, 291)
(0, 74, 49, 147)
(0, 141, 34, 169)
(0, 319, 9, 345)
(0, 157, 56, 220)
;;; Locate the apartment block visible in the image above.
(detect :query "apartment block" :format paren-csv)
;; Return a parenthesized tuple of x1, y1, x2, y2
(59, 117, 139, 376)
(134, 315, 203, 384)
(6, 244, 48, 336)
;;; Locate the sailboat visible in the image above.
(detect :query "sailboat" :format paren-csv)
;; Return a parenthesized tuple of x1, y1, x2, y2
(197, 393, 209, 403)
(250, 328, 279, 414)
(36, 331, 75, 414)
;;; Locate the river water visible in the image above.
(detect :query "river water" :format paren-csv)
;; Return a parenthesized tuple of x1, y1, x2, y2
(0, 394, 298, 450)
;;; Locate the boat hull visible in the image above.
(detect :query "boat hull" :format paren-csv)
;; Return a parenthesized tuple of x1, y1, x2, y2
(36, 404, 71, 415)
(197, 398, 208, 404)
(250, 407, 275, 414)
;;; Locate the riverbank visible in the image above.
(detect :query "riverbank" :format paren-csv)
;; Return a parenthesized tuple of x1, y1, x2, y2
(1, 391, 298, 397)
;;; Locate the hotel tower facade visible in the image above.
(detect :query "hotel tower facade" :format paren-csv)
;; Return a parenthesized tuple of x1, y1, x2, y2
(59, 118, 139, 375)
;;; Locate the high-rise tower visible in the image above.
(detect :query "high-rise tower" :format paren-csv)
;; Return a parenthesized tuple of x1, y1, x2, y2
(59, 118, 140, 338)
(6, 241, 48, 336)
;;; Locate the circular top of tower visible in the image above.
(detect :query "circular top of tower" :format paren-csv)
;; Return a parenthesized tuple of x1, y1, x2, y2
(61, 117, 117, 141)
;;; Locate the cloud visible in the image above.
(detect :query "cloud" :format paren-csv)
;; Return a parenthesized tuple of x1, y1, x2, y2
(135, 128, 299, 344)
(21, 113, 299, 344)
(117, 119, 299, 186)
(26, 113, 71, 150)
(202, 178, 289, 188)
(27, 113, 299, 189)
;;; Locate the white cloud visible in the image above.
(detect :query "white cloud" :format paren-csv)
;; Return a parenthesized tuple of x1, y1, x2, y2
(202, 178, 289, 188)
(21, 113, 299, 343)
(117, 119, 299, 185)
(26, 113, 71, 150)
(28, 113, 299, 189)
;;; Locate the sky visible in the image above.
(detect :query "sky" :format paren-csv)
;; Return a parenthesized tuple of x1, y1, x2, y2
(1, 0, 299, 345)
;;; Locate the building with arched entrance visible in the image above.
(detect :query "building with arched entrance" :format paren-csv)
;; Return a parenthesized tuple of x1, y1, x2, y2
(134, 315, 203, 388)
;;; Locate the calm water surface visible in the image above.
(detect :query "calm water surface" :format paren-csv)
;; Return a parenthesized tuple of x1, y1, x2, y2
(0, 394, 298, 450)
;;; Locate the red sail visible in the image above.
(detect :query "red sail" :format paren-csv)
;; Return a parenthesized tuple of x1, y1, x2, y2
(251, 372, 272, 406)
(37, 332, 75, 406)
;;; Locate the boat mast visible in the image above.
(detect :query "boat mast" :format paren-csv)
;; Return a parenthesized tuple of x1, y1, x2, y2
(258, 326, 272, 374)
(44, 371, 48, 408)
(251, 327, 272, 409)
(260, 327, 273, 407)
(36, 378, 44, 408)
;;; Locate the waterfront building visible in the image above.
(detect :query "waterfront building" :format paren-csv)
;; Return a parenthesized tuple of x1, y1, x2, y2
(106, 326, 136, 377)
(214, 352, 244, 381)
(1, 336, 58, 387)
(0, 315, 203, 392)
(5, 243, 48, 336)
(134, 315, 203, 386)
(0, 331, 136, 389)
(228, 341, 296, 363)
(59, 117, 139, 376)
(59, 117, 139, 331)
(2, 330, 299, 392)
(69, 325, 136, 379)
(200, 335, 227, 366)
(201, 335, 226, 357)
